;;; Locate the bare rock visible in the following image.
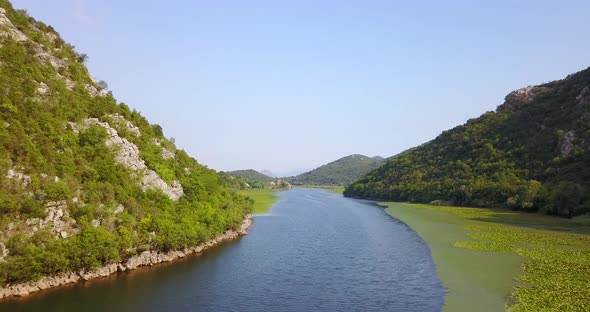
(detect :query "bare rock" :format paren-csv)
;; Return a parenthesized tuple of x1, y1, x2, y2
(6, 168, 31, 187)
(107, 114, 141, 137)
(498, 86, 547, 112)
(37, 82, 49, 95)
(79, 117, 183, 200)
(559, 130, 576, 157)
(24, 200, 76, 238)
(114, 204, 124, 215)
(64, 78, 75, 90)
(35, 52, 67, 69)
(162, 148, 174, 159)
(0, 242, 8, 262)
(576, 86, 589, 107)
(0, 8, 28, 42)
(269, 179, 292, 190)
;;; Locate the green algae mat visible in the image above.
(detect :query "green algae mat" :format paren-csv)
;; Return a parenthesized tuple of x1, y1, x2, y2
(237, 189, 279, 214)
(383, 203, 590, 312)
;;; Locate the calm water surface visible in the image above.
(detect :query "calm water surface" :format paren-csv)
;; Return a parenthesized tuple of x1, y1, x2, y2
(1, 189, 445, 312)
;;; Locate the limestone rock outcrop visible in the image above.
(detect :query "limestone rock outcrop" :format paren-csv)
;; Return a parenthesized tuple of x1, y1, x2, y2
(0, 8, 27, 41)
(559, 130, 576, 158)
(79, 118, 184, 201)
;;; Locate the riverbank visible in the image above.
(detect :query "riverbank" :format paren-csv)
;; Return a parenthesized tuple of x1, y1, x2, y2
(0, 214, 253, 299)
(237, 189, 279, 213)
(382, 202, 590, 312)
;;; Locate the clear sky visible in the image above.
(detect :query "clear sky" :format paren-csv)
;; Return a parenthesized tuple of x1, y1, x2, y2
(12, 0, 590, 175)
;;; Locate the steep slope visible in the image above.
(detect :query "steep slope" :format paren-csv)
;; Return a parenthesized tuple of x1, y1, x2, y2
(0, 0, 251, 292)
(345, 67, 590, 217)
(288, 154, 386, 186)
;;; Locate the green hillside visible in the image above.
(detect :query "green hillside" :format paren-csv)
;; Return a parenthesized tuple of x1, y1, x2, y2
(219, 169, 273, 189)
(288, 154, 386, 186)
(0, 0, 251, 286)
(224, 169, 274, 183)
(345, 67, 590, 217)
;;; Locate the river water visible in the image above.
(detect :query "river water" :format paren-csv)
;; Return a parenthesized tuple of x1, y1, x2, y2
(1, 189, 445, 312)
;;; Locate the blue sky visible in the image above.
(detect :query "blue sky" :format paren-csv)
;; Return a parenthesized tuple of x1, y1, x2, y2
(12, 0, 590, 175)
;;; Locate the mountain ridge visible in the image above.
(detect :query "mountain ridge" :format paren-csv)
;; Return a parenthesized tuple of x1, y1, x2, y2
(288, 154, 386, 186)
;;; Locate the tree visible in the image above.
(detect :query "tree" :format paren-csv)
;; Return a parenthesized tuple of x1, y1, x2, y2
(97, 80, 108, 90)
(77, 52, 88, 63)
(548, 182, 584, 218)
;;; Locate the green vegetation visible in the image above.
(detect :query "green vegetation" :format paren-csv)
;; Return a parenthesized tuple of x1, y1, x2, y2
(294, 185, 345, 194)
(0, 1, 251, 286)
(288, 154, 385, 186)
(384, 202, 590, 312)
(220, 169, 273, 189)
(346, 68, 590, 217)
(237, 189, 278, 214)
(224, 169, 274, 183)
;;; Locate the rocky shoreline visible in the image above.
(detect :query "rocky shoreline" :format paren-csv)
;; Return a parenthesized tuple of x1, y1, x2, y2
(0, 214, 253, 299)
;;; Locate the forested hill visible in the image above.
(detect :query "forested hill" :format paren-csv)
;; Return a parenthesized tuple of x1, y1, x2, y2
(288, 154, 386, 186)
(0, 0, 251, 286)
(345, 67, 590, 217)
(223, 169, 274, 183)
(220, 169, 273, 189)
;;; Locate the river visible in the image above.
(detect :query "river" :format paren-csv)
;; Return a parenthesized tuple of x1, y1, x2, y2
(0, 188, 445, 312)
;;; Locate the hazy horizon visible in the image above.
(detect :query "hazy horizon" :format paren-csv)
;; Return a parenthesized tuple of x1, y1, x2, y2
(13, 0, 590, 173)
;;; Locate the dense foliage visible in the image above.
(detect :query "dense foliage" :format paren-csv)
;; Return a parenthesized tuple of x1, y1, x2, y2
(288, 154, 385, 186)
(220, 169, 273, 189)
(0, 1, 251, 286)
(345, 68, 590, 217)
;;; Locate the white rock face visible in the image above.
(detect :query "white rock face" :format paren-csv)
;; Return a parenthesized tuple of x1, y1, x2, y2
(577, 86, 589, 107)
(64, 78, 75, 90)
(560, 130, 576, 158)
(107, 114, 141, 137)
(154, 139, 174, 159)
(84, 83, 107, 97)
(507, 86, 538, 103)
(35, 52, 67, 69)
(91, 219, 100, 227)
(24, 200, 76, 238)
(78, 118, 183, 200)
(0, 242, 8, 262)
(0, 8, 28, 42)
(6, 168, 31, 187)
(37, 82, 49, 95)
(162, 148, 174, 159)
(114, 204, 124, 215)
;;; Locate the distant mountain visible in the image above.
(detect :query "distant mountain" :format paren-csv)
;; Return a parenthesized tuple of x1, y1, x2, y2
(224, 169, 274, 183)
(288, 154, 386, 186)
(277, 168, 311, 177)
(345, 67, 590, 217)
(261, 170, 277, 178)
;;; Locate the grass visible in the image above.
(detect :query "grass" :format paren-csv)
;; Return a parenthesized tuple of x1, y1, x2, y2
(293, 185, 345, 194)
(382, 202, 590, 312)
(237, 189, 279, 214)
